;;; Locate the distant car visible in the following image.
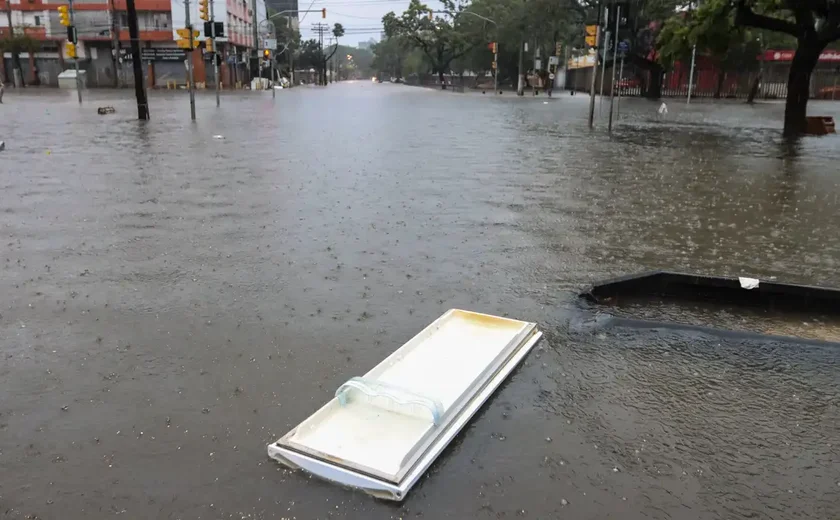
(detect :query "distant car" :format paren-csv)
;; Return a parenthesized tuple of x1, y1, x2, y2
(393, 77, 404, 84)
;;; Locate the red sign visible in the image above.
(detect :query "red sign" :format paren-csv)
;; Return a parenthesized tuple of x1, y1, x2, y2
(761, 49, 840, 62)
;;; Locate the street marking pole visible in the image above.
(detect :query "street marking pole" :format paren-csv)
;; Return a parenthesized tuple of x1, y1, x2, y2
(608, 5, 620, 133)
(687, 44, 696, 104)
(184, 0, 196, 120)
(210, 0, 220, 106)
(68, 0, 81, 104)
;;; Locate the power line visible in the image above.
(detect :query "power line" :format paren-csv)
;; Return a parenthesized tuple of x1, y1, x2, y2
(329, 10, 384, 20)
(298, 0, 320, 23)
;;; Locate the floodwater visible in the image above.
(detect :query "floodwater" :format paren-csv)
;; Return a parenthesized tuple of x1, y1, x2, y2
(1, 83, 839, 519)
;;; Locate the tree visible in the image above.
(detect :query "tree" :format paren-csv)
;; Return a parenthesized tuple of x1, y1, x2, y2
(383, 0, 479, 88)
(296, 39, 322, 71)
(734, 1, 840, 136)
(658, 2, 761, 99)
(0, 31, 39, 86)
(320, 23, 345, 85)
(372, 36, 411, 79)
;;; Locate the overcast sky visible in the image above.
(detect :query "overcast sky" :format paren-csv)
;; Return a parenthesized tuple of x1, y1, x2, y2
(297, 0, 443, 46)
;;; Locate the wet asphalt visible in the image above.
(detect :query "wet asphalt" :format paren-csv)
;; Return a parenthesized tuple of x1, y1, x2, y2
(1, 83, 839, 519)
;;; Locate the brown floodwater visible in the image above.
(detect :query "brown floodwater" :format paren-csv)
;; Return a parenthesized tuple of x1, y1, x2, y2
(0, 84, 838, 519)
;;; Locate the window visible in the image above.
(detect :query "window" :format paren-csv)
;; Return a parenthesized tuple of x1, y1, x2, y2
(34, 15, 41, 26)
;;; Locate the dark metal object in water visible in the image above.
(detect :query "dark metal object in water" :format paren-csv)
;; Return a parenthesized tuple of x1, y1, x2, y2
(581, 271, 840, 316)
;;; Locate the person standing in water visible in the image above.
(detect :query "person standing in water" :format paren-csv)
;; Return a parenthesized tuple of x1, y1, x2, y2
(0, 78, 5, 103)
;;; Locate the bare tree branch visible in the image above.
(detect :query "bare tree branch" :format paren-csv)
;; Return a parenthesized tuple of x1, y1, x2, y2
(735, 1, 799, 37)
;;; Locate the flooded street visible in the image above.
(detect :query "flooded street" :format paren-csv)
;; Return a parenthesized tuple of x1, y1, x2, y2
(1, 83, 839, 519)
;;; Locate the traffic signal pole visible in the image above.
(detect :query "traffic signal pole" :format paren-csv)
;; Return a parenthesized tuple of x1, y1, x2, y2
(68, 0, 81, 104)
(209, 0, 220, 106)
(184, 0, 196, 120)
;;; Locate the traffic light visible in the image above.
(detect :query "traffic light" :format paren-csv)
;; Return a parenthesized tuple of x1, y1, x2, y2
(263, 49, 270, 59)
(58, 5, 71, 26)
(205, 39, 213, 52)
(585, 25, 597, 48)
(488, 41, 497, 54)
(65, 42, 76, 59)
(176, 27, 200, 49)
(321, 8, 326, 18)
(199, 0, 209, 21)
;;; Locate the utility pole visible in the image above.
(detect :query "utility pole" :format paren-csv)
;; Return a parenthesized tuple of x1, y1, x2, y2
(616, 49, 625, 119)
(608, 5, 620, 133)
(210, 0, 220, 106)
(288, 17, 294, 86)
(126, 0, 148, 118)
(588, 1, 602, 128)
(68, 0, 82, 103)
(493, 45, 498, 93)
(599, 6, 608, 114)
(312, 23, 328, 85)
(184, 0, 196, 120)
(517, 39, 524, 95)
(109, 0, 120, 87)
(327, 36, 334, 83)
(251, 0, 258, 81)
(687, 0, 698, 104)
(687, 44, 696, 104)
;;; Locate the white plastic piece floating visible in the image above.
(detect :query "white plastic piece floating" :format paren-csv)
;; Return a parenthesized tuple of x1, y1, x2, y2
(0, 141, 5, 152)
(658, 102, 668, 115)
(213, 135, 225, 139)
(739, 277, 760, 290)
(267, 309, 542, 501)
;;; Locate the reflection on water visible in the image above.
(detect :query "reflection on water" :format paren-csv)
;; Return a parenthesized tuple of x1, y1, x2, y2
(549, 325, 839, 519)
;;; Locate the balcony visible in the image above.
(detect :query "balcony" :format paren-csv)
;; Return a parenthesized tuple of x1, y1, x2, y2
(10, 0, 50, 11)
(74, 28, 171, 41)
(23, 26, 48, 38)
(114, 0, 171, 11)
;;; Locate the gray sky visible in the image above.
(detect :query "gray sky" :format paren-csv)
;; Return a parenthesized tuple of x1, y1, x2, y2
(297, 0, 441, 46)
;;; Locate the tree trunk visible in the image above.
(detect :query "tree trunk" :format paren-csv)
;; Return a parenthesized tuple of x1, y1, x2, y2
(5, 6, 25, 87)
(646, 63, 663, 99)
(783, 40, 824, 137)
(746, 72, 761, 104)
(438, 69, 446, 89)
(714, 70, 725, 99)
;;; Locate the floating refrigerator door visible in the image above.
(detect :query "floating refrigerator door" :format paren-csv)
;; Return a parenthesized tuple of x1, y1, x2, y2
(267, 309, 542, 501)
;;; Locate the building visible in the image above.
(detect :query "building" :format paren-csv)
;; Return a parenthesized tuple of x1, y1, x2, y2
(357, 38, 376, 50)
(0, 0, 265, 87)
(264, 0, 296, 16)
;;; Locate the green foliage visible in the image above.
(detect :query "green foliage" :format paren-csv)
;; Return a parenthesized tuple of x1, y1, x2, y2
(657, 0, 761, 71)
(296, 39, 323, 70)
(332, 23, 344, 39)
(0, 32, 40, 54)
(382, 0, 481, 77)
(371, 35, 411, 77)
